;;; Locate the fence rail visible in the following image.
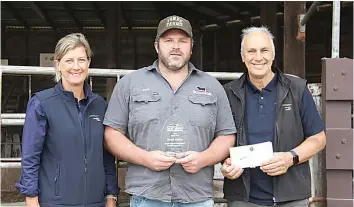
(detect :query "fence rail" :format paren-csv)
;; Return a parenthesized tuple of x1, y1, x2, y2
(1, 65, 242, 168)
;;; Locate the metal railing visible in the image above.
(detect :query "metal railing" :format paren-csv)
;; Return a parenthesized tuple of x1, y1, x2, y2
(0, 65, 242, 168)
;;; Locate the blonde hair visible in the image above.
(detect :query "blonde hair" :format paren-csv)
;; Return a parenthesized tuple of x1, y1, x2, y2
(54, 33, 93, 82)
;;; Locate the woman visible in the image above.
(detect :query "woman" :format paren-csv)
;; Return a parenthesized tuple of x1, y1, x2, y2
(16, 33, 119, 207)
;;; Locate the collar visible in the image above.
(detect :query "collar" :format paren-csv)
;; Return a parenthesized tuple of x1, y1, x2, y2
(230, 66, 290, 93)
(246, 71, 278, 93)
(55, 80, 95, 102)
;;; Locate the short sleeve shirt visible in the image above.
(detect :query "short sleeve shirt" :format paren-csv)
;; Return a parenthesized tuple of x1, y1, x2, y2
(103, 60, 236, 203)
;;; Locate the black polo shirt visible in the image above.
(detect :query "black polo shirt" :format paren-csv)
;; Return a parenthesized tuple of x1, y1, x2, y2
(245, 72, 325, 206)
(246, 73, 278, 206)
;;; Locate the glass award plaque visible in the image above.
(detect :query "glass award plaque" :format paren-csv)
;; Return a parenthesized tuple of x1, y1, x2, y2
(160, 114, 188, 157)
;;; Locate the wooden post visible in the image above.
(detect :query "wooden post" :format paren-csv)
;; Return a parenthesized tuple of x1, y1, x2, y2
(213, 31, 218, 72)
(260, 2, 279, 68)
(106, 2, 128, 203)
(283, 2, 306, 78)
(106, 2, 122, 101)
(1, 25, 6, 61)
(133, 33, 137, 69)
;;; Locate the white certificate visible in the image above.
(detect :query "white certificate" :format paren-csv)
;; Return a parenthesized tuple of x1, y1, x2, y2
(229, 141, 274, 168)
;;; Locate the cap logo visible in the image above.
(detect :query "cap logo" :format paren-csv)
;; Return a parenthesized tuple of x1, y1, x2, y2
(166, 16, 183, 27)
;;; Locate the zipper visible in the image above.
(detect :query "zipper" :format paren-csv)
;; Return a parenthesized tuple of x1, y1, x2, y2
(273, 88, 288, 203)
(80, 94, 96, 207)
(54, 162, 60, 196)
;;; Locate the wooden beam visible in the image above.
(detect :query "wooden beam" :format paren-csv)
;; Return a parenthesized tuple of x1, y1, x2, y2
(283, 2, 306, 78)
(229, 2, 260, 16)
(200, 2, 251, 24)
(62, 2, 83, 32)
(121, 2, 133, 31)
(29, 2, 58, 31)
(260, 2, 279, 67)
(2, 2, 29, 30)
(92, 2, 107, 29)
(155, 2, 226, 26)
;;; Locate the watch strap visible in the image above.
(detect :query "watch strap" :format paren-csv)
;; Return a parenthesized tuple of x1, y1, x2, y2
(289, 150, 299, 165)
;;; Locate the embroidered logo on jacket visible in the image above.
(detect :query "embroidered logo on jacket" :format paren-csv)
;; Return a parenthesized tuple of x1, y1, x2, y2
(282, 103, 292, 111)
(89, 114, 101, 122)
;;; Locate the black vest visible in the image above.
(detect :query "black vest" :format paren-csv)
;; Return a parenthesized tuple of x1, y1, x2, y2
(223, 69, 311, 203)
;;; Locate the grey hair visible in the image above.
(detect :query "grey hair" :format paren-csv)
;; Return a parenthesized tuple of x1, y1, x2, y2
(54, 33, 92, 82)
(240, 26, 275, 59)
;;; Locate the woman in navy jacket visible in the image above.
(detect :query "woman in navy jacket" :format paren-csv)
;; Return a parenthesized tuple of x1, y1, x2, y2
(16, 33, 119, 207)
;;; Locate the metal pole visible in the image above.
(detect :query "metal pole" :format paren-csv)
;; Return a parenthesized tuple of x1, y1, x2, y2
(1, 119, 25, 126)
(331, 1, 341, 58)
(0, 162, 21, 168)
(1, 113, 26, 119)
(1, 65, 243, 80)
(1, 66, 135, 77)
(0, 68, 2, 140)
(28, 75, 32, 98)
(300, 1, 321, 26)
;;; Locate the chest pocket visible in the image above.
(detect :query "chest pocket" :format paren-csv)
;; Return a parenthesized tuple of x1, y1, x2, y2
(188, 92, 217, 127)
(130, 91, 161, 124)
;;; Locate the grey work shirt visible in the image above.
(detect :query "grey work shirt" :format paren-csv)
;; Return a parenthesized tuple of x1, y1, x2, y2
(103, 60, 236, 203)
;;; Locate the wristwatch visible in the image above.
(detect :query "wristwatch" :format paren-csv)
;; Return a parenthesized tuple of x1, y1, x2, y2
(289, 150, 299, 165)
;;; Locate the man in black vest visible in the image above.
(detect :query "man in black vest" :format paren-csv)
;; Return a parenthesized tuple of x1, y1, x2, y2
(222, 26, 326, 207)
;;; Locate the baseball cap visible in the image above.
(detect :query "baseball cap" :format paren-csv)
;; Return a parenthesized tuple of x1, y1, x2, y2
(155, 15, 193, 41)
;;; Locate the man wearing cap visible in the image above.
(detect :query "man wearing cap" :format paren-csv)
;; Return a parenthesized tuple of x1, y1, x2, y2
(103, 15, 236, 206)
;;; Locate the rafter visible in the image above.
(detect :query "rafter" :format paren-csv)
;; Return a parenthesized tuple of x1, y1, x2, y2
(3, 2, 29, 30)
(228, 2, 260, 16)
(121, 2, 133, 31)
(29, 2, 58, 31)
(200, 2, 252, 24)
(153, 2, 226, 27)
(92, 2, 106, 29)
(62, 2, 83, 31)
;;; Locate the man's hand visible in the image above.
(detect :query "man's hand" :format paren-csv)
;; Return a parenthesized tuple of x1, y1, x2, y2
(105, 197, 116, 207)
(175, 151, 204, 174)
(26, 196, 40, 207)
(145, 150, 176, 171)
(221, 158, 244, 180)
(260, 152, 293, 176)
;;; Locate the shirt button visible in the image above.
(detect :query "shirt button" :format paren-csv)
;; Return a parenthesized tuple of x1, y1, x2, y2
(260, 105, 264, 108)
(260, 97, 264, 100)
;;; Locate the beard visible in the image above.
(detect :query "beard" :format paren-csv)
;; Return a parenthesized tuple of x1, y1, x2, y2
(158, 51, 190, 71)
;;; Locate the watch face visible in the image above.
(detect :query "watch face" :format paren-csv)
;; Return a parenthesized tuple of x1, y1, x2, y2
(290, 151, 299, 164)
(294, 155, 299, 164)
